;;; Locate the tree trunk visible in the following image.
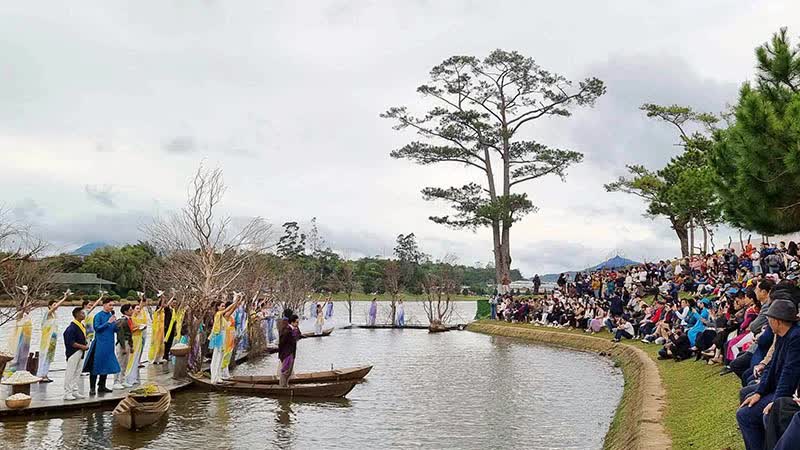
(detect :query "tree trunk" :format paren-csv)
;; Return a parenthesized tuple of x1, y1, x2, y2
(501, 224, 512, 281)
(709, 229, 716, 253)
(702, 226, 708, 254)
(671, 218, 689, 257)
(688, 217, 694, 257)
(492, 220, 504, 285)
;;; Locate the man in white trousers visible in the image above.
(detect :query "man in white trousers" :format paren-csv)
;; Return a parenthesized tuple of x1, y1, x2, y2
(113, 304, 134, 389)
(63, 307, 90, 400)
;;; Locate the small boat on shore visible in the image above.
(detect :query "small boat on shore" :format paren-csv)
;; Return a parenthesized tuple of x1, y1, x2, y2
(189, 373, 356, 398)
(301, 328, 334, 338)
(112, 385, 171, 430)
(225, 365, 372, 385)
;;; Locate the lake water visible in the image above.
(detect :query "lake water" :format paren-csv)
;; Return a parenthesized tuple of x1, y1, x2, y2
(0, 305, 623, 449)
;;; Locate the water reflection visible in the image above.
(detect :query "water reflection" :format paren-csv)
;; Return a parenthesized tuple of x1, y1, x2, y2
(1, 329, 622, 450)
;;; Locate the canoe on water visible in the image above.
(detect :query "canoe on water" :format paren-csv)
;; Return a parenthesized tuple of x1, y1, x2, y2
(189, 373, 357, 399)
(225, 365, 372, 385)
(301, 328, 334, 338)
(112, 386, 171, 430)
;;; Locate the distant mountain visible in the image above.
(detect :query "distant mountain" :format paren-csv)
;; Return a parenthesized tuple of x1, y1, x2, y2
(537, 255, 642, 283)
(71, 241, 111, 256)
(589, 255, 640, 271)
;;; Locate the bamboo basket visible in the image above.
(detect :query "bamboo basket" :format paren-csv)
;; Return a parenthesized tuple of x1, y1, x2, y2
(5, 397, 31, 409)
(169, 346, 190, 357)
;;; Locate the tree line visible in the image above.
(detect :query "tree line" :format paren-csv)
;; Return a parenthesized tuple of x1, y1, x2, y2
(39, 229, 523, 299)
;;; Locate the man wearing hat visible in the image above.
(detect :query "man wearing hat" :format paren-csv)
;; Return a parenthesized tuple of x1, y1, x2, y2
(737, 298, 800, 450)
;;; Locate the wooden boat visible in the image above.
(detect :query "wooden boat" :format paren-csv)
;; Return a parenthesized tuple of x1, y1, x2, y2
(189, 373, 357, 398)
(226, 365, 372, 385)
(112, 386, 171, 430)
(301, 328, 334, 338)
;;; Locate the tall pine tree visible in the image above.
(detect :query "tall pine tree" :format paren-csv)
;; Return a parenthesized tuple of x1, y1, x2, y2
(713, 28, 800, 234)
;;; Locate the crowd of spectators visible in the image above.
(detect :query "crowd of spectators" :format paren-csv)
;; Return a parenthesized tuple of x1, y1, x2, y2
(487, 240, 800, 450)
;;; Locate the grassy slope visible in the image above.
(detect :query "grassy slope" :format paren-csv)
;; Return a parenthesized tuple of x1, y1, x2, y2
(473, 321, 743, 450)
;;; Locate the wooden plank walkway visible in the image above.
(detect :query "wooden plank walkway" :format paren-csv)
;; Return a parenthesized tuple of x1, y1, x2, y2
(0, 352, 253, 419)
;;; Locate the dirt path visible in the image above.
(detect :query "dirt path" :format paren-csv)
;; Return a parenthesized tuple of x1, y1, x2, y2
(467, 322, 671, 450)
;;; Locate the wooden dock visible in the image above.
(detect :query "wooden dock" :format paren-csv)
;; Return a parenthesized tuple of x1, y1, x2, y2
(0, 352, 252, 419)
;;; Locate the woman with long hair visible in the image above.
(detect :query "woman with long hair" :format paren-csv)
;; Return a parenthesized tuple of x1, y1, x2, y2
(208, 294, 242, 384)
(148, 294, 168, 365)
(124, 301, 148, 386)
(37, 291, 70, 382)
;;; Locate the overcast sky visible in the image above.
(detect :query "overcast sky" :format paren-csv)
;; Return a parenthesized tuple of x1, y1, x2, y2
(2, 1, 799, 276)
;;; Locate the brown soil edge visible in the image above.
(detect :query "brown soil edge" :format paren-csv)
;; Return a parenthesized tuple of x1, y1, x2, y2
(467, 322, 671, 450)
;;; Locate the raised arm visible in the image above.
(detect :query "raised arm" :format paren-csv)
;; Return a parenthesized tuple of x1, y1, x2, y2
(51, 289, 72, 312)
(88, 291, 105, 313)
(223, 293, 243, 317)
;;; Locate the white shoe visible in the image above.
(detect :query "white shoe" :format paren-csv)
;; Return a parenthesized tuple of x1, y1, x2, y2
(74, 392, 87, 399)
(64, 394, 76, 401)
(655, 337, 666, 345)
(112, 383, 124, 390)
(123, 382, 134, 388)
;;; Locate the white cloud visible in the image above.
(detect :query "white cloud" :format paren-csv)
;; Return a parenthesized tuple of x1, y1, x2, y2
(1, 1, 798, 272)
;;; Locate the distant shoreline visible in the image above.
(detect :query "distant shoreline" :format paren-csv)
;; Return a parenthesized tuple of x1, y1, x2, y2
(0, 295, 485, 308)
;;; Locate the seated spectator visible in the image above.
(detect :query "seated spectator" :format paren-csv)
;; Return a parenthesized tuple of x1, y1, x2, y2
(657, 327, 692, 361)
(611, 317, 634, 342)
(737, 299, 800, 450)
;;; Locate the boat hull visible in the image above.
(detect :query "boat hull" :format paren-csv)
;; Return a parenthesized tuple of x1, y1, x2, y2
(226, 365, 372, 385)
(112, 388, 171, 430)
(189, 373, 356, 398)
(301, 328, 334, 338)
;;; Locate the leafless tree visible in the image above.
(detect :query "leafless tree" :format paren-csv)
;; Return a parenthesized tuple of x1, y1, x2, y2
(143, 164, 273, 370)
(332, 260, 356, 324)
(0, 208, 51, 327)
(420, 255, 461, 329)
(0, 207, 47, 265)
(383, 260, 402, 325)
(270, 259, 314, 316)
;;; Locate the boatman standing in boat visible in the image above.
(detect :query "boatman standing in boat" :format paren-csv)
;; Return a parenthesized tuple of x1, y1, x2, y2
(278, 314, 301, 387)
(83, 298, 120, 395)
(277, 308, 293, 336)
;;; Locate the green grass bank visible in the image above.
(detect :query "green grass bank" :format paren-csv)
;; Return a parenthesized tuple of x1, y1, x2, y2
(468, 321, 744, 450)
